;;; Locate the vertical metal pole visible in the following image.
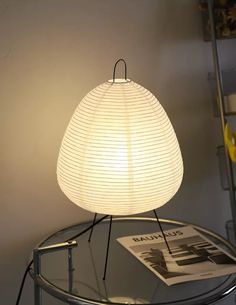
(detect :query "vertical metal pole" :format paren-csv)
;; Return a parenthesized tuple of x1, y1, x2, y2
(68, 247, 74, 305)
(153, 210, 172, 254)
(103, 215, 113, 280)
(33, 251, 42, 305)
(68, 248, 74, 293)
(207, 0, 236, 235)
(33, 241, 77, 305)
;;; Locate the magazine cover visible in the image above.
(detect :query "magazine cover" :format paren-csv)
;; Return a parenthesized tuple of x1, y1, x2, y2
(117, 226, 236, 286)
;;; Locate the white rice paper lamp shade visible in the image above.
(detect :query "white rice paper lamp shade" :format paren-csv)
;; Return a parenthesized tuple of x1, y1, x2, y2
(57, 78, 183, 215)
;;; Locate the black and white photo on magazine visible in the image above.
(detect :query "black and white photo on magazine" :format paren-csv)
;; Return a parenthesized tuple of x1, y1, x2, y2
(117, 226, 236, 286)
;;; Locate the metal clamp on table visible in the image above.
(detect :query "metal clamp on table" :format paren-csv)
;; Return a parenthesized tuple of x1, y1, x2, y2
(33, 240, 77, 305)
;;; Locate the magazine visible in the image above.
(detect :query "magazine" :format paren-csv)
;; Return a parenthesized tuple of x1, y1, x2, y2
(117, 226, 236, 286)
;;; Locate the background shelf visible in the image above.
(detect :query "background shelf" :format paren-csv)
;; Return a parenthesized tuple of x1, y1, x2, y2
(209, 69, 236, 116)
(217, 145, 236, 190)
(200, 0, 236, 41)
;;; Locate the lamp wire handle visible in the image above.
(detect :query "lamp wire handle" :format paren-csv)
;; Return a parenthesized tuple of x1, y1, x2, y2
(112, 58, 127, 82)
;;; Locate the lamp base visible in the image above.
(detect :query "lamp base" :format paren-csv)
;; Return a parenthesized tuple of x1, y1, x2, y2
(87, 211, 172, 280)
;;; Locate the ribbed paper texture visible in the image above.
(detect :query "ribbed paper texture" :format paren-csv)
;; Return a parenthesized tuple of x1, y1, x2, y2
(57, 79, 183, 215)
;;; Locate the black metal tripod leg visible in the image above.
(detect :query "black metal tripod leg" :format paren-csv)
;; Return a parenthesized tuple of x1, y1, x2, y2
(88, 213, 97, 242)
(153, 210, 172, 254)
(103, 215, 113, 280)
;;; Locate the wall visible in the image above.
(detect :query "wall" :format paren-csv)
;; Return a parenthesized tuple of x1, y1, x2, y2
(0, 0, 235, 304)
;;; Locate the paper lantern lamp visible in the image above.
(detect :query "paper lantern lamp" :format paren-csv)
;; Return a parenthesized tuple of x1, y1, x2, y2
(57, 59, 183, 216)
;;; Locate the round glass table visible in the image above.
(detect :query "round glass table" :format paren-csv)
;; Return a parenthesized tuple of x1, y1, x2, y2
(30, 217, 236, 305)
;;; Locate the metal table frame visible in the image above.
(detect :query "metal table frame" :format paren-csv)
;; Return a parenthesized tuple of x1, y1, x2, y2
(30, 217, 236, 305)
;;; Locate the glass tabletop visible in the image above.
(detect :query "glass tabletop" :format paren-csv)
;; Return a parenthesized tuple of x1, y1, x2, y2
(31, 217, 236, 305)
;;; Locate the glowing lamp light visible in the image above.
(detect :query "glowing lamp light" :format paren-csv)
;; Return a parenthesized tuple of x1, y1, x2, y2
(57, 60, 183, 216)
